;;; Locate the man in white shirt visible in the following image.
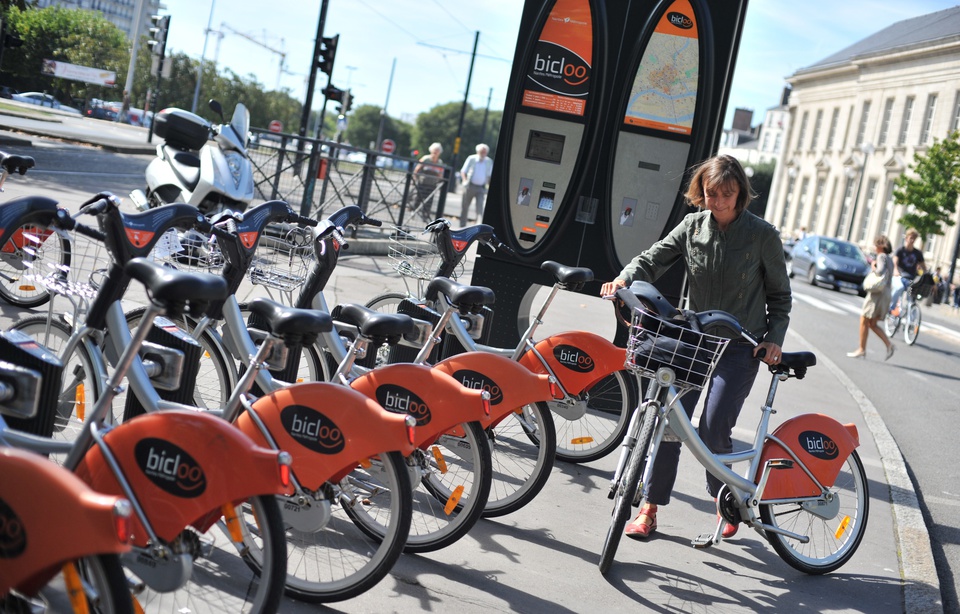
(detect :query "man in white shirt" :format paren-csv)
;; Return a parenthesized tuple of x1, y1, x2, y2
(459, 143, 493, 226)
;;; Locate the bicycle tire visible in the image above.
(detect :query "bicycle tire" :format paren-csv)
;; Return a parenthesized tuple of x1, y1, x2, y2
(133, 494, 286, 613)
(19, 554, 135, 614)
(599, 404, 657, 575)
(123, 307, 236, 411)
(551, 370, 634, 464)
(759, 449, 869, 575)
(282, 451, 413, 603)
(7, 314, 104, 449)
(904, 302, 921, 345)
(0, 223, 69, 308)
(483, 401, 556, 518)
(884, 294, 904, 337)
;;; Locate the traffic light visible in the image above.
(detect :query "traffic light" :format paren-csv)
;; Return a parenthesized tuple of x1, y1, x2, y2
(322, 84, 344, 103)
(318, 34, 338, 76)
(343, 89, 353, 113)
(0, 18, 22, 50)
(148, 15, 170, 57)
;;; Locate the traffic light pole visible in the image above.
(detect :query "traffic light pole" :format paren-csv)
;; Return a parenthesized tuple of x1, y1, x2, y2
(299, 0, 329, 140)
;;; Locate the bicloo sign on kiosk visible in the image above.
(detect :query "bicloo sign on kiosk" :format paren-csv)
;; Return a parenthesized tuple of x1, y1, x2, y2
(472, 0, 750, 347)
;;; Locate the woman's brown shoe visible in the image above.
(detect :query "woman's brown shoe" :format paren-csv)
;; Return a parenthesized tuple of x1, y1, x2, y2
(625, 505, 657, 540)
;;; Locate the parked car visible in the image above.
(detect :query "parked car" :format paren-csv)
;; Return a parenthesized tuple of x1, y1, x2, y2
(788, 234, 870, 296)
(0, 86, 18, 99)
(11, 91, 81, 114)
(85, 99, 118, 121)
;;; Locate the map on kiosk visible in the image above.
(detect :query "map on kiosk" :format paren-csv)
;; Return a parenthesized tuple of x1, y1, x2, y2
(624, 0, 699, 136)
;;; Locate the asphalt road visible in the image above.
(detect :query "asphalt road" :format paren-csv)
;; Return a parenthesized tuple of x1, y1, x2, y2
(2, 131, 959, 612)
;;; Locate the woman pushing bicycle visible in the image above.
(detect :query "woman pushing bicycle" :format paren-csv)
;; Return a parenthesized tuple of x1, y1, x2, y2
(599, 154, 792, 541)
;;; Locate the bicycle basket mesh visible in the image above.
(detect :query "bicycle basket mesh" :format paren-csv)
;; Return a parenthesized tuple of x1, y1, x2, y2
(626, 307, 730, 390)
(388, 226, 447, 281)
(248, 224, 315, 291)
(31, 227, 112, 301)
(149, 228, 224, 275)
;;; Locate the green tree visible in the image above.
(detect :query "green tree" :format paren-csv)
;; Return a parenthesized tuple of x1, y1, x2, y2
(892, 131, 960, 242)
(343, 103, 412, 153)
(413, 102, 502, 166)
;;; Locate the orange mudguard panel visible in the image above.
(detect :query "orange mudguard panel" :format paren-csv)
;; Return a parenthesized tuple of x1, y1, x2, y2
(756, 414, 860, 500)
(350, 363, 489, 446)
(434, 352, 556, 423)
(74, 410, 286, 546)
(1, 447, 129, 597)
(518, 331, 626, 395)
(239, 381, 415, 490)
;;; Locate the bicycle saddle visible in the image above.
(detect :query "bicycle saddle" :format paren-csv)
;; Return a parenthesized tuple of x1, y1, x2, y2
(427, 277, 495, 313)
(541, 261, 594, 288)
(126, 257, 227, 317)
(336, 303, 416, 345)
(248, 297, 333, 340)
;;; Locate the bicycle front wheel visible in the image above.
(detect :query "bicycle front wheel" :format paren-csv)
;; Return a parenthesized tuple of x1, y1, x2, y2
(483, 401, 556, 518)
(7, 314, 104, 448)
(759, 449, 869, 575)
(903, 302, 921, 345)
(551, 370, 634, 464)
(134, 494, 286, 613)
(0, 223, 69, 308)
(283, 451, 413, 603)
(19, 554, 135, 614)
(599, 404, 656, 575)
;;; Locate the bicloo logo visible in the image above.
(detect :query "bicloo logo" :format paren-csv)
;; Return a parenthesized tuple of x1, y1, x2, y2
(667, 11, 693, 29)
(135, 438, 207, 498)
(453, 369, 504, 405)
(0, 498, 26, 558)
(377, 384, 432, 426)
(529, 41, 590, 95)
(799, 431, 839, 460)
(554, 344, 594, 373)
(534, 51, 588, 87)
(280, 404, 345, 454)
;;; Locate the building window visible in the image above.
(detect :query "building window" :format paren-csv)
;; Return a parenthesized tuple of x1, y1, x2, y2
(795, 177, 810, 231)
(825, 107, 839, 150)
(809, 109, 823, 151)
(919, 94, 938, 145)
(774, 133, 782, 153)
(796, 111, 809, 152)
(878, 98, 894, 146)
(810, 177, 826, 232)
(842, 106, 854, 151)
(858, 178, 879, 242)
(835, 176, 856, 236)
(897, 96, 914, 146)
(855, 101, 871, 147)
(780, 175, 796, 230)
(951, 91, 960, 133)
(880, 182, 896, 235)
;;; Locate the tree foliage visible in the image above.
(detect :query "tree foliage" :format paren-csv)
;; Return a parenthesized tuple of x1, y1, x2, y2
(413, 102, 502, 163)
(342, 103, 412, 153)
(892, 131, 960, 242)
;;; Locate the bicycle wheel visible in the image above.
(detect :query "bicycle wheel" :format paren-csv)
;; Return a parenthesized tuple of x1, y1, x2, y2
(7, 314, 104, 448)
(282, 451, 413, 603)
(349, 421, 491, 554)
(903, 302, 921, 345)
(883, 297, 902, 337)
(599, 404, 657, 575)
(0, 223, 69, 308)
(759, 449, 869, 575)
(9, 554, 135, 614)
(551, 371, 634, 464)
(483, 401, 556, 518)
(124, 307, 236, 410)
(133, 494, 286, 613)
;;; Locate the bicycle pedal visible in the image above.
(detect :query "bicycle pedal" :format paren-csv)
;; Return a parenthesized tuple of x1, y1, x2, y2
(691, 533, 715, 549)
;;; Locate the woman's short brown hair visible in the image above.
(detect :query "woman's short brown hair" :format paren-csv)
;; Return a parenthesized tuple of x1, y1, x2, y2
(874, 235, 892, 254)
(684, 154, 756, 213)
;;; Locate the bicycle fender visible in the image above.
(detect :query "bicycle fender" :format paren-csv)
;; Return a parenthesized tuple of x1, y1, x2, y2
(433, 352, 556, 424)
(518, 331, 626, 395)
(74, 410, 287, 546)
(0, 195, 60, 247)
(0, 448, 130, 596)
(239, 382, 415, 488)
(756, 414, 860, 500)
(349, 363, 490, 447)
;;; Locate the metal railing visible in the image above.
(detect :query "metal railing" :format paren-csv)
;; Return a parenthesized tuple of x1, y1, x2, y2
(248, 128, 450, 228)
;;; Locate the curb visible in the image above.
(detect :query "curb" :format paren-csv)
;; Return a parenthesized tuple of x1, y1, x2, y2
(789, 328, 943, 613)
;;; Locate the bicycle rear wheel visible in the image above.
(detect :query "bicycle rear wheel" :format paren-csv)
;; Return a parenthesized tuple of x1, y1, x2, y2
(8, 554, 135, 614)
(0, 223, 69, 308)
(133, 494, 286, 613)
(760, 449, 869, 575)
(483, 401, 556, 518)
(599, 404, 656, 574)
(281, 451, 413, 603)
(551, 370, 634, 464)
(903, 302, 921, 345)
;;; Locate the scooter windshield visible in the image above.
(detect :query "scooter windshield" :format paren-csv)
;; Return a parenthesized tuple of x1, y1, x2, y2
(228, 103, 250, 148)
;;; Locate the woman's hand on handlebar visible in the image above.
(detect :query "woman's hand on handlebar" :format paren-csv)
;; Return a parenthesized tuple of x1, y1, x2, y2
(600, 279, 626, 299)
(755, 341, 782, 366)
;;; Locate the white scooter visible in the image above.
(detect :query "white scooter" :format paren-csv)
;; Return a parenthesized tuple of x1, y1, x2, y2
(131, 99, 255, 215)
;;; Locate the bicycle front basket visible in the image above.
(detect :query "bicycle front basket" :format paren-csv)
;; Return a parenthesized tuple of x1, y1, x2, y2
(626, 307, 730, 390)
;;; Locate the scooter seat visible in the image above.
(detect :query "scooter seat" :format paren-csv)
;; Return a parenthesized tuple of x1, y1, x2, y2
(164, 146, 201, 192)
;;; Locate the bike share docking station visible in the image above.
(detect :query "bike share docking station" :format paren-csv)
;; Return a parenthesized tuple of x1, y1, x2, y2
(471, 0, 749, 347)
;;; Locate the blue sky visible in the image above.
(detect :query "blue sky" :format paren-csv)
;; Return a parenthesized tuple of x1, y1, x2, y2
(159, 0, 960, 129)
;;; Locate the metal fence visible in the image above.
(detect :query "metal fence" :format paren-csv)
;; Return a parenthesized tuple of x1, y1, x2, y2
(248, 127, 451, 228)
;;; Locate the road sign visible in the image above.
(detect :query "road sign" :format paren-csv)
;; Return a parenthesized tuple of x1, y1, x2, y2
(268, 120, 283, 133)
(381, 138, 396, 154)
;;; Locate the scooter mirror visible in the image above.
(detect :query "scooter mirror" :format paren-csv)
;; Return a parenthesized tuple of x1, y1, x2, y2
(209, 99, 224, 122)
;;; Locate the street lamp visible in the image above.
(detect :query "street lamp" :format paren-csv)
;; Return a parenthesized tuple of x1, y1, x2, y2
(846, 142, 874, 241)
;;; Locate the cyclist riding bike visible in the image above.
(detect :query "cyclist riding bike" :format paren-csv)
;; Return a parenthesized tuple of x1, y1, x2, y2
(889, 228, 925, 315)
